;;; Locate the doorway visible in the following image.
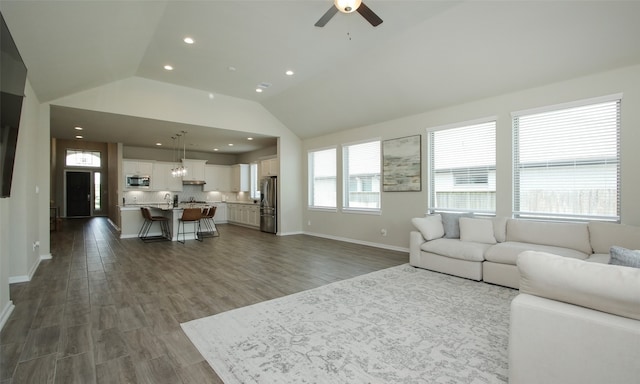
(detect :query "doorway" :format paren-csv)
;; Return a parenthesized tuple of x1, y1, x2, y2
(66, 171, 91, 217)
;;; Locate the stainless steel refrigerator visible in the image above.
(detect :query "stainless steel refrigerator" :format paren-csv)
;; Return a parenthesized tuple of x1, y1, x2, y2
(260, 176, 277, 233)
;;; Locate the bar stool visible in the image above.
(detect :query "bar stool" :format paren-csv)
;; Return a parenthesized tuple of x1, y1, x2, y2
(138, 207, 171, 242)
(199, 206, 220, 238)
(178, 208, 203, 244)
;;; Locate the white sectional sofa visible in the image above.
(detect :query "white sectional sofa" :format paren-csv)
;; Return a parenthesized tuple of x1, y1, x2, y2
(409, 214, 640, 288)
(509, 251, 640, 383)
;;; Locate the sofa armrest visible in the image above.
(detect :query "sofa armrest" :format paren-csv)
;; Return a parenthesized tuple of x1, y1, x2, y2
(517, 251, 640, 320)
(509, 293, 640, 384)
(409, 230, 425, 265)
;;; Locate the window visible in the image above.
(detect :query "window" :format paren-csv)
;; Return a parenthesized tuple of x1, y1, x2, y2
(429, 120, 496, 214)
(343, 140, 380, 211)
(250, 162, 259, 200)
(513, 96, 620, 221)
(66, 150, 101, 167)
(94, 172, 101, 211)
(308, 147, 336, 208)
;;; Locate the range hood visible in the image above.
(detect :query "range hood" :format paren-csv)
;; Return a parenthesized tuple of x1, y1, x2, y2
(182, 180, 206, 185)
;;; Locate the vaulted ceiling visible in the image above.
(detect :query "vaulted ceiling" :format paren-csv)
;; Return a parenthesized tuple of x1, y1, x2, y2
(2, 1, 640, 153)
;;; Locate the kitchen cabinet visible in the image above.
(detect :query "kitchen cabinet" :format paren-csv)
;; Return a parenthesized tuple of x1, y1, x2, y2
(204, 165, 231, 192)
(260, 157, 279, 177)
(123, 160, 153, 176)
(212, 203, 227, 223)
(227, 203, 259, 228)
(182, 159, 206, 182)
(231, 164, 250, 192)
(151, 162, 183, 192)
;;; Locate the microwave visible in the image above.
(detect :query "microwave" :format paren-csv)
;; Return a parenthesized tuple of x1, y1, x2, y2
(126, 175, 150, 188)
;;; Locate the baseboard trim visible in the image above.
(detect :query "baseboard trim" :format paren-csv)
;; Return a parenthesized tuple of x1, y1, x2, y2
(8, 253, 45, 284)
(0, 301, 15, 331)
(277, 230, 304, 236)
(107, 218, 120, 231)
(304, 231, 409, 253)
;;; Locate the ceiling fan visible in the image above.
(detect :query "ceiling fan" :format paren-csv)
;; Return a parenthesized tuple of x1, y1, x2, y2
(315, 0, 383, 28)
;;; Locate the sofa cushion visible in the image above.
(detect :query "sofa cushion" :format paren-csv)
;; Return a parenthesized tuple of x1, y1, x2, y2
(485, 241, 589, 265)
(420, 238, 489, 262)
(589, 221, 640, 254)
(506, 219, 591, 255)
(492, 217, 508, 243)
(609, 246, 640, 269)
(460, 217, 497, 244)
(517, 251, 640, 321)
(586, 253, 610, 264)
(411, 215, 444, 241)
(440, 212, 473, 239)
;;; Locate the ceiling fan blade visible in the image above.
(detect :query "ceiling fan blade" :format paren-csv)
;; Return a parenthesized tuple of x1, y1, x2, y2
(357, 2, 383, 27)
(315, 6, 339, 27)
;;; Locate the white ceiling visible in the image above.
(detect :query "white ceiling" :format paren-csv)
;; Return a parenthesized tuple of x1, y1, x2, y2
(2, 1, 640, 154)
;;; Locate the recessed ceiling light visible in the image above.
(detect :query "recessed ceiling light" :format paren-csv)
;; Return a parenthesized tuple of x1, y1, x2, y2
(74, 126, 83, 131)
(75, 135, 83, 139)
(208, 93, 215, 99)
(228, 143, 234, 146)
(255, 88, 263, 93)
(228, 66, 237, 72)
(247, 137, 253, 141)
(164, 65, 174, 71)
(213, 148, 219, 151)
(285, 70, 294, 76)
(183, 37, 194, 44)
(155, 143, 162, 146)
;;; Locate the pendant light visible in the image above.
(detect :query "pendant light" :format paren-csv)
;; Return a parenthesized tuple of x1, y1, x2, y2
(179, 131, 188, 177)
(170, 133, 187, 177)
(170, 136, 178, 177)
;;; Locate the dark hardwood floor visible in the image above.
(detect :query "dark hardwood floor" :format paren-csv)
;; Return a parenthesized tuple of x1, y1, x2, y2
(1, 218, 407, 383)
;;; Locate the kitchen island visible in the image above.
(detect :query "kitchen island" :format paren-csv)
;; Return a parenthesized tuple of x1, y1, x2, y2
(119, 203, 226, 241)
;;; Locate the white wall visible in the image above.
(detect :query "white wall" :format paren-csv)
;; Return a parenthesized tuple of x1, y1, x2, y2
(303, 64, 640, 250)
(0, 79, 48, 329)
(51, 77, 303, 234)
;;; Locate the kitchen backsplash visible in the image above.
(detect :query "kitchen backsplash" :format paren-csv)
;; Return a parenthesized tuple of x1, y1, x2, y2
(123, 185, 254, 205)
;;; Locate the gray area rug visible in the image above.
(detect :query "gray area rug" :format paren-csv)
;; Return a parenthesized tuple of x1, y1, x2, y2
(181, 264, 517, 383)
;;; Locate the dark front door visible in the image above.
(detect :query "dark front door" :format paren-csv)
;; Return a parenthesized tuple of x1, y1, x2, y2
(66, 171, 91, 217)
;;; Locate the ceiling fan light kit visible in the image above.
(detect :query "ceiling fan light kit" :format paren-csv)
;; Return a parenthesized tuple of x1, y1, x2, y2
(335, 0, 362, 13)
(315, 0, 382, 28)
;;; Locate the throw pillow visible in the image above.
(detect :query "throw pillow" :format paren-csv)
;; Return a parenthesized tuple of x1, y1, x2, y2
(609, 246, 640, 268)
(459, 217, 497, 244)
(411, 215, 444, 241)
(440, 212, 474, 239)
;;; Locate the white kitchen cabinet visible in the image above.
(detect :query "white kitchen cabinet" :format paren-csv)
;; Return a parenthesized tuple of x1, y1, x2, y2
(123, 160, 153, 176)
(151, 162, 183, 192)
(231, 164, 250, 192)
(204, 165, 231, 192)
(247, 205, 260, 227)
(182, 159, 207, 182)
(212, 203, 227, 223)
(260, 157, 279, 177)
(226, 203, 259, 228)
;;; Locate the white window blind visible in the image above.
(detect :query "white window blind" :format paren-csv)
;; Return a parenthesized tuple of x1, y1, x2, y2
(343, 140, 380, 211)
(308, 148, 337, 208)
(513, 98, 620, 221)
(429, 121, 496, 213)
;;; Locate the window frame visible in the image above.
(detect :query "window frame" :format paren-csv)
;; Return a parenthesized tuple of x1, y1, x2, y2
(65, 149, 102, 168)
(341, 138, 381, 214)
(427, 117, 497, 215)
(308, 146, 338, 211)
(512, 94, 621, 222)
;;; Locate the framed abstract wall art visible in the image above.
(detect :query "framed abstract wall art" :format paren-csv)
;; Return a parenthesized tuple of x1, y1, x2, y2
(382, 134, 421, 192)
